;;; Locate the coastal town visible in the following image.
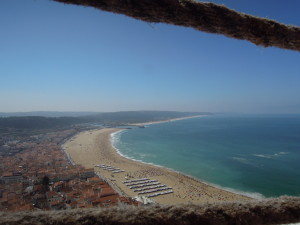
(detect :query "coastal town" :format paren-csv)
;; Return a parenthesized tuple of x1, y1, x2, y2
(0, 129, 139, 212)
(0, 114, 252, 212)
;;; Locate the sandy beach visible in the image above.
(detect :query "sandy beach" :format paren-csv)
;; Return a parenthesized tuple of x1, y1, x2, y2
(63, 126, 251, 205)
(129, 115, 207, 126)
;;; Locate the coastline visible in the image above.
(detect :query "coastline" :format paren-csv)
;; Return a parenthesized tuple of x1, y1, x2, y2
(111, 129, 263, 200)
(128, 115, 208, 126)
(63, 122, 252, 204)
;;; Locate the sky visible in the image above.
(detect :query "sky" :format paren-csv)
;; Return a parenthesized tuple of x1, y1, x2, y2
(0, 0, 299, 114)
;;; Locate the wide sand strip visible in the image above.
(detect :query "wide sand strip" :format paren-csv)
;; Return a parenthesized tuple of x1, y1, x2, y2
(63, 128, 251, 204)
(129, 115, 207, 126)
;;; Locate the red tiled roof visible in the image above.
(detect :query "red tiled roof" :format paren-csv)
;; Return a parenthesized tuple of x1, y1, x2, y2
(51, 200, 62, 206)
(87, 177, 101, 183)
(47, 191, 59, 198)
(2, 172, 13, 177)
(17, 204, 33, 211)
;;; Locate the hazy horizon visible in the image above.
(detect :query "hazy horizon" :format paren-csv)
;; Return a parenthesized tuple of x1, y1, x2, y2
(1, 110, 300, 117)
(1, 0, 299, 114)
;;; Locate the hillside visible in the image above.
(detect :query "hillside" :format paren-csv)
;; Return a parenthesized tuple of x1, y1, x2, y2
(0, 111, 210, 130)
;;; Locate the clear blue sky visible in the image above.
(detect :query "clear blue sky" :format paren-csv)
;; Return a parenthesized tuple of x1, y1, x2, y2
(0, 0, 299, 113)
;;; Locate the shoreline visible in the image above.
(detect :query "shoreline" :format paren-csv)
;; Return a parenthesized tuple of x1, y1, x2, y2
(63, 124, 252, 204)
(128, 115, 208, 126)
(111, 129, 263, 200)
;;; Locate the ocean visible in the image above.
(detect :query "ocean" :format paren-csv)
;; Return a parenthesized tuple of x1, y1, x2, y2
(111, 114, 300, 198)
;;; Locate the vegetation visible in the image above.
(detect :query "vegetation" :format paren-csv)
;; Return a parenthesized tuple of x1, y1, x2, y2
(0, 111, 210, 131)
(0, 116, 79, 129)
(81, 111, 210, 124)
(1, 196, 300, 225)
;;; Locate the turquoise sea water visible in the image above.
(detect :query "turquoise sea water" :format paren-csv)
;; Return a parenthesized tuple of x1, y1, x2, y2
(112, 115, 300, 198)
